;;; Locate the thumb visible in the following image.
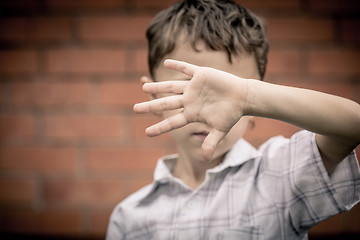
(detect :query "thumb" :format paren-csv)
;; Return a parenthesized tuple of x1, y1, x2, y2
(202, 129, 226, 162)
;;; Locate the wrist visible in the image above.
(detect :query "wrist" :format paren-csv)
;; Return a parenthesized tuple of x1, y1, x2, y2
(242, 78, 257, 117)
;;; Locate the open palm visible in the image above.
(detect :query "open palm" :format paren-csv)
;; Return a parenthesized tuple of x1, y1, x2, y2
(134, 59, 249, 161)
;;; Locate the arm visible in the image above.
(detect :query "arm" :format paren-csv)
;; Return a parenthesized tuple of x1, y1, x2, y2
(134, 59, 360, 171)
(246, 80, 360, 173)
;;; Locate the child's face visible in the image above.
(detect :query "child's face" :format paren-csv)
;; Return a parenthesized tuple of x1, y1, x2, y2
(152, 40, 260, 162)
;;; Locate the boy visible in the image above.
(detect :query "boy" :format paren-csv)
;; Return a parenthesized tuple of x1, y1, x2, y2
(107, 0, 360, 239)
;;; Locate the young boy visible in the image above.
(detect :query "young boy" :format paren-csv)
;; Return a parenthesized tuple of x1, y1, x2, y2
(107, 0, 360, 239)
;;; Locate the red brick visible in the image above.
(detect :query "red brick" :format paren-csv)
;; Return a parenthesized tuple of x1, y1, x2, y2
(133, 49, 148, 73)
(130, 179, 153, 193)
(347, 202, 360, 231)
(44, 179, 125, 206)
(132, 115, 159, 138)
(340, 20, 360, 43)
(44, 115, 123, 138)
(0, 17, 71, 42)
(47, 0, 125, 11)
(122, 176, 155, 203)
(353, 83, 360, 103)
(0, 179, 34, 203)
(133, 0, 178, 9)
(0, 85, 2, 104)
(131, 114, 172, 142)
(308, 50, 360, 75)
(46, 49, 125, 74)
(133, 0, 301, 11)
(11, 82, 91, 106)
(1, 211, 81, 235)
(90, 210, 112, 236)
(0, 0, 39, 9)
(100, 82, 147, 106)
(237, 0, 301, 10)
(356, 146, 360, 161)
(121, 178, 155, 201)
(0, 116, 35, 138)
(266, 50, 300, 74)
(308, 0, 360, 14)
(86, 148, 162, 171)
(309, 213, 344, 235)
(0, 148, 76, 172)
(267, 18, 334, 42)
(0, 50, 38, 73)
(79, 16, 152, 41)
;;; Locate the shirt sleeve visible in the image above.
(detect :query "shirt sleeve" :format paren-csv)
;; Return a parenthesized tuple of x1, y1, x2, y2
(261, 130, 360, 234)
(106, 203, 126, 240)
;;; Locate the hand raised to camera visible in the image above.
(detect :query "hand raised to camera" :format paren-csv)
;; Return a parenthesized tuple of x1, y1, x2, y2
(133, 59, 250, 161)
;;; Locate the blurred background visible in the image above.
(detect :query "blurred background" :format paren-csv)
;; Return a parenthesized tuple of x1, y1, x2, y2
(0, 0, 359, 239)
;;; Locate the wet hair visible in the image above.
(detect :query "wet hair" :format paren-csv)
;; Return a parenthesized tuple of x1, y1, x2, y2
(146, 0, 269, 80)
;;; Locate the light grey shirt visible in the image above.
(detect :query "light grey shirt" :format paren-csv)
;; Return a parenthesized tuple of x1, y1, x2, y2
(107, 131, 360, 240)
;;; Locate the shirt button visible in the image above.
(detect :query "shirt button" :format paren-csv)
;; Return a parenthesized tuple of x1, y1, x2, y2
(187, 200, 197, 209)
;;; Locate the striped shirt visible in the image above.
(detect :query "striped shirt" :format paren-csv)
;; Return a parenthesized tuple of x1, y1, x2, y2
(106, 131, 360, 240)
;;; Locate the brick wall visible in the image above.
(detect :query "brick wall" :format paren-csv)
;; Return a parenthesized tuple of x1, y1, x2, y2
(0, 0, 359, 239)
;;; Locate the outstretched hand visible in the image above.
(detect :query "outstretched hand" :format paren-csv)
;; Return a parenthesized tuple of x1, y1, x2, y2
(133, 59, 250, 161)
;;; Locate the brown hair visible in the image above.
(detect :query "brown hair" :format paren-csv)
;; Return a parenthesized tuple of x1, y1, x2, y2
(146, 0, 269, 80)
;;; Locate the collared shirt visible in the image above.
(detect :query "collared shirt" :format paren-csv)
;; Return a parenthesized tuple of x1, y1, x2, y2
(106, 131, 360, 240)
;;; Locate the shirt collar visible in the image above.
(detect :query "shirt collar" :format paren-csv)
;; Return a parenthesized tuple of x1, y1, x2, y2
(154, 138, 260, 183)
(138, 138, 259, 204)
(153, 153, 179, 183)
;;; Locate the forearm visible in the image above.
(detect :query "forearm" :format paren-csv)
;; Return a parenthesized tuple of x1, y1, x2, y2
(245, 80, 360, 169)
(246, 80, 360, 142)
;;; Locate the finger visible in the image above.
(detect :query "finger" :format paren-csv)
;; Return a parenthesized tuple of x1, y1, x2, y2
(142, 81, 188, 95)
(133, 95, 183, 113)
(201, 129, 226, 162)
(145, 113, 188, 136)
(164, 59, 197, 77)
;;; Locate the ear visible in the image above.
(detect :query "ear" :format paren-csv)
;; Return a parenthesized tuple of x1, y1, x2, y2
(140, 76, 156, 100)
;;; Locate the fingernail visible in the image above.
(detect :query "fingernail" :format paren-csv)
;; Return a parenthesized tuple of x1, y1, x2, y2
(133, 103, 141, 111)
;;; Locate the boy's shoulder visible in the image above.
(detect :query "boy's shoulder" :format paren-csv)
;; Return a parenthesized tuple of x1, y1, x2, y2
(120, 183, 155, 207)
(107, 182, 158, 237)
(109, 182, 156, 223)
(112, 154, 178, 214)
(258, 130, 313, 154)
(258, 133, 290, 153)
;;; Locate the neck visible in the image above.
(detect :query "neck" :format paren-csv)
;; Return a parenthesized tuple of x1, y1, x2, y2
(173, 149, 224, 190)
